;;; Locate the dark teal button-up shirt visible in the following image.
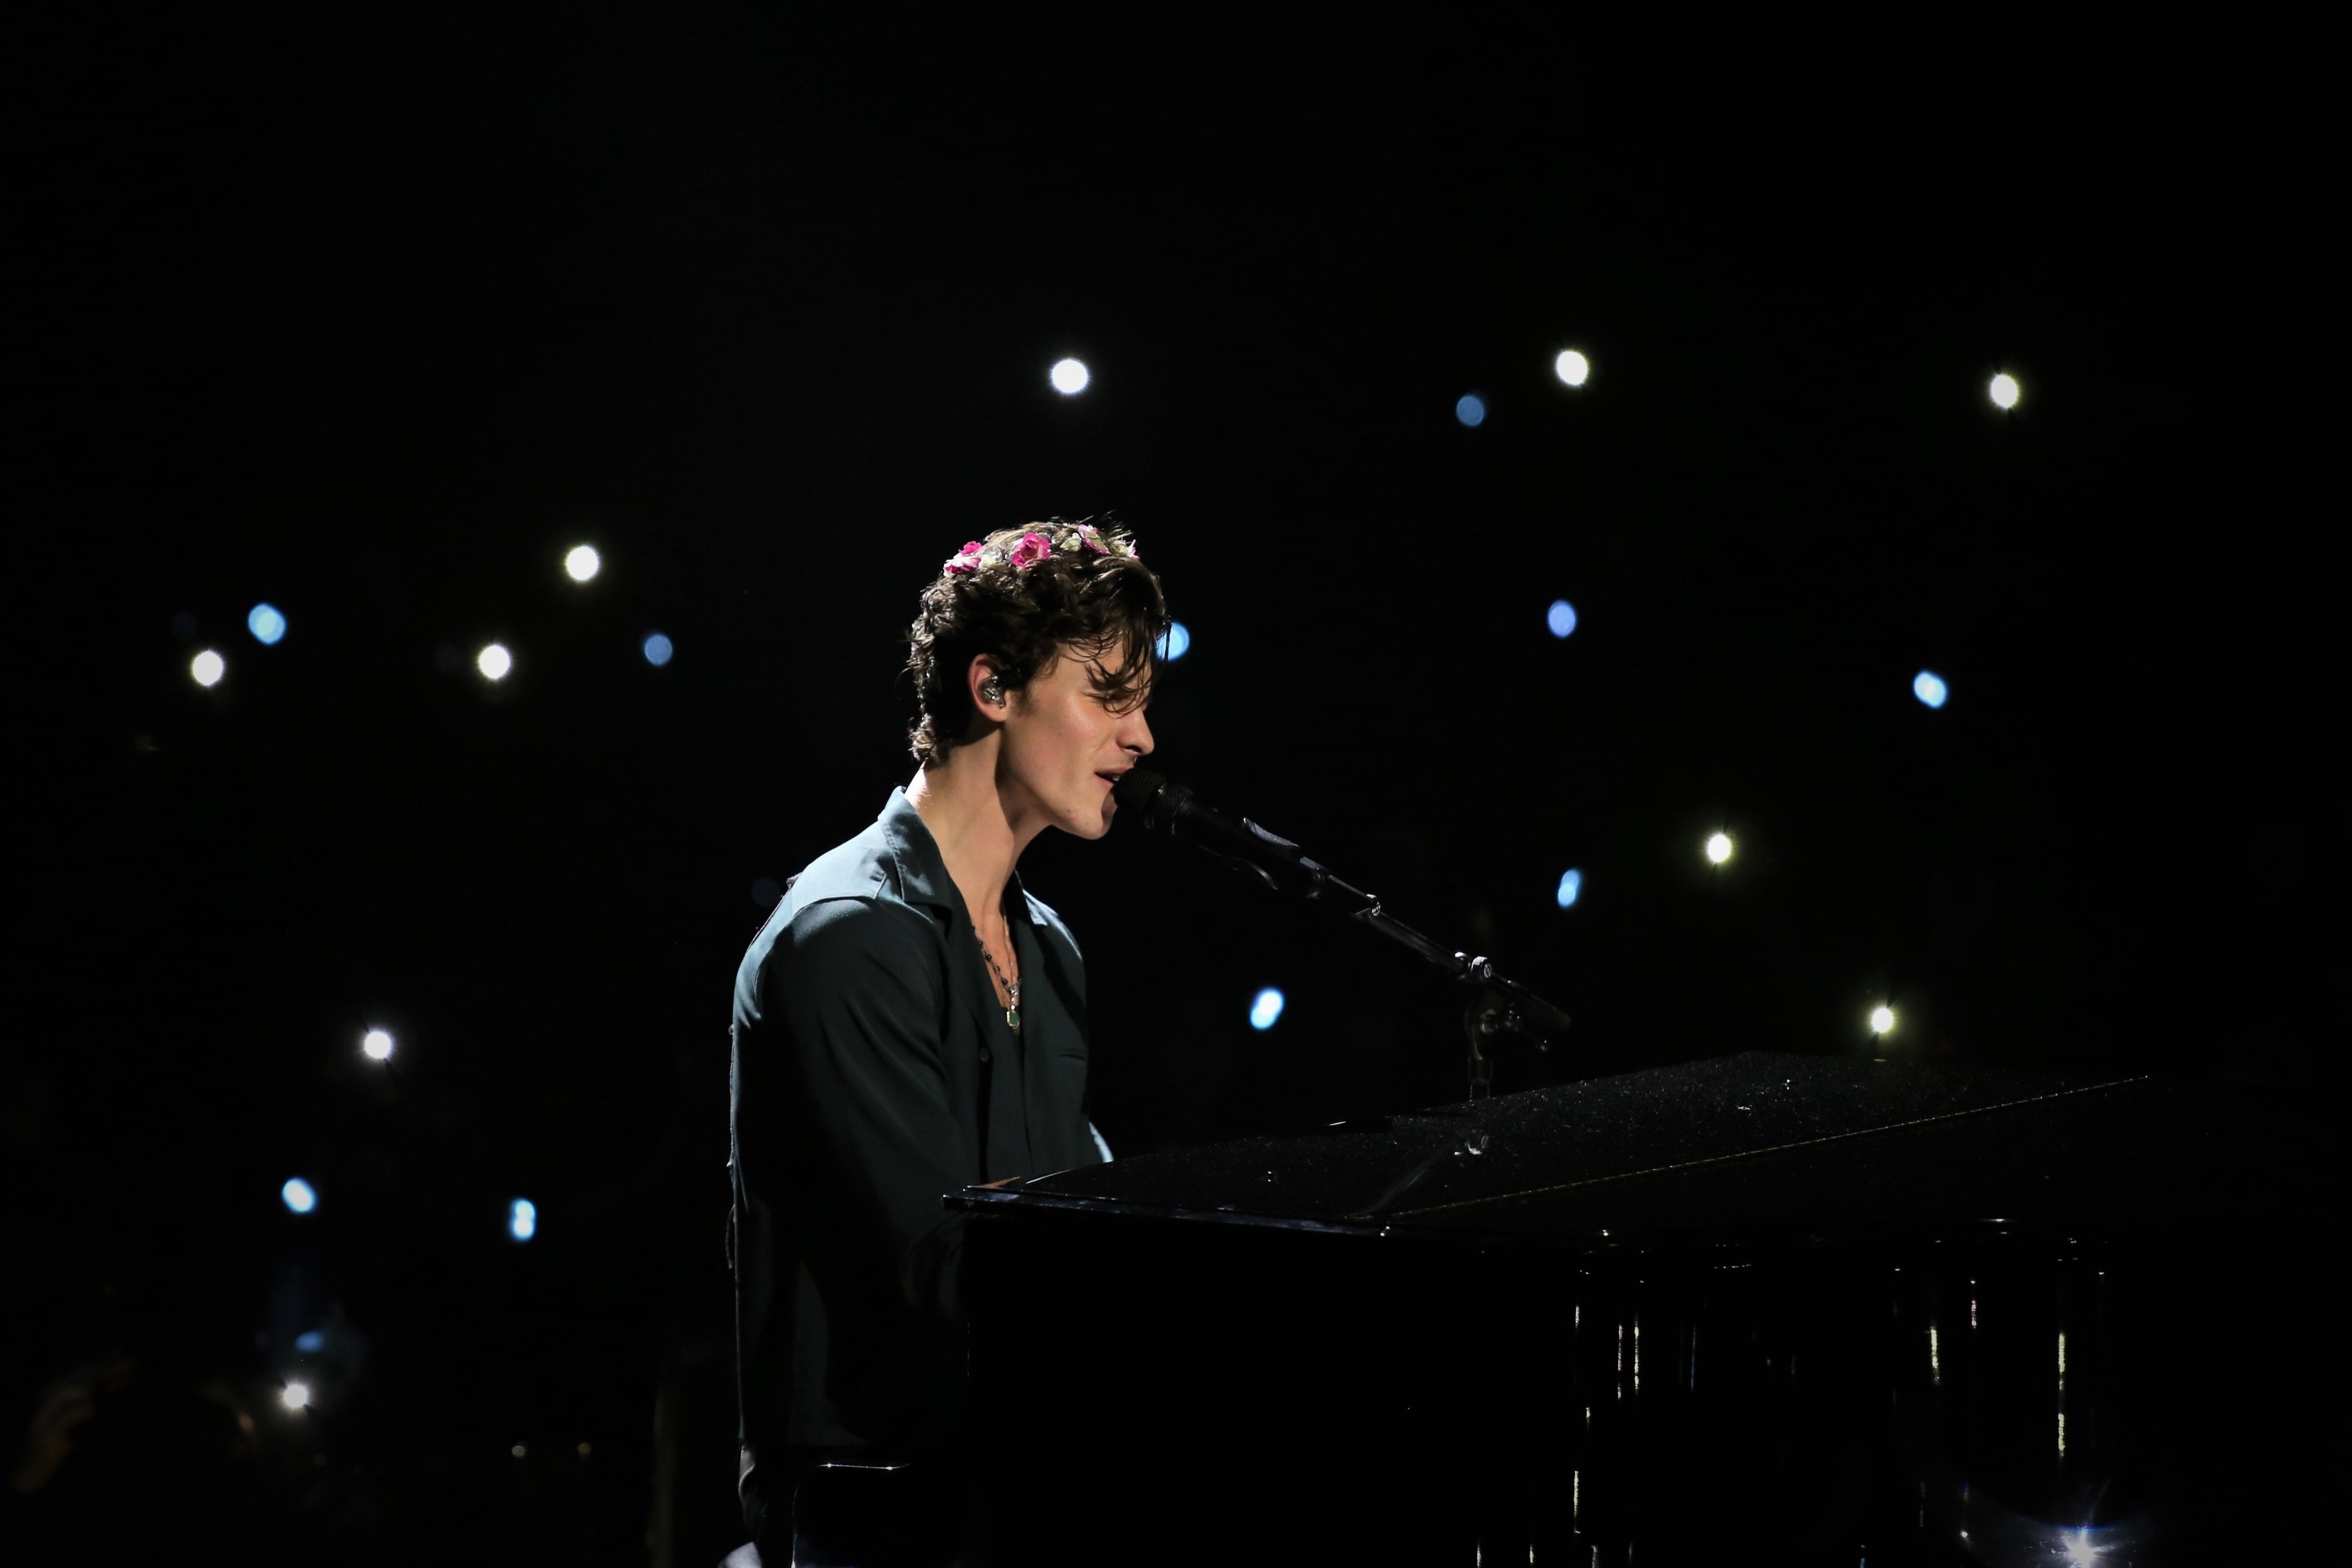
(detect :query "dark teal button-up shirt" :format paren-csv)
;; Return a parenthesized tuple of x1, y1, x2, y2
(730, 787, 1104, 1454)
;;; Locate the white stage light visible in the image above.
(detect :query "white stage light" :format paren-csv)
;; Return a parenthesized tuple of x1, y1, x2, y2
(1547, 600, 1578, 638)
(1555, 349, 1591, 387)
(281, 1382, 310, 1410)
(1455, 394, 1486, 427)
(1989, 372, 2020, 409)
(477, 644, 512, 681)
(1249, 988, 1286, 1031)
(1705, 832, 1734, 866)
(248, 604, 287, 644)
(564, 545, 601, 583)
(1870, 1004, 1896, 1036)
(191, 649, 226, 687)
(362, 1029, 394, 1062)
(281, 1178, 318, 1214)
(1050, 358, 1090, 395)
(1556, 869, 1583, 909)
(510, 1198, 537, 1242)
(1914, 670, 1948, 708)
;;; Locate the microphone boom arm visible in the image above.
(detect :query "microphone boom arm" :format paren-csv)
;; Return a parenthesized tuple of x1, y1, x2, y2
(1119, 768, 1570, 1098)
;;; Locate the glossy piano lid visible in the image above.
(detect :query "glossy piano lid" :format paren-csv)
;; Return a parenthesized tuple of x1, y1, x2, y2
(954, 1051, 2303, 1244)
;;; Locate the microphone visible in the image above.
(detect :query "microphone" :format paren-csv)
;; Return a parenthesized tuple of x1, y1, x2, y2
(1111, 768, 1372, 907)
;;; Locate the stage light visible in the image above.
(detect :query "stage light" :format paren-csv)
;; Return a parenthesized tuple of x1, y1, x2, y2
(281, 1178, 317, 1214)
(1050, 358, 1090, 395)
(1455, 394, 1486, 427)
(1547, 600, 1578, 638)
(247, 604, 286, 644)
(1989, 372, 2021, 410)
(1555, 349, 1591, 387)
(512, 1444, 528, 1459)
(1249, 988, 1286, 1031)
(362, 1029, 394, 1062)
(564, 545, 601, 583)
(477, 644, 512, 681)
(1914, 670, 1948, 708)
(1556, 869, 1583, 909)
(1870, 1004, 1896, 1036)
(1704, 832, 1734, 866)
(191, 649, 226, 688)
(281, 1382, 310, 1410)
(296, 1330, 325, 1353)
(642, 632, 673, 666)
(1155, 622, 1191, 662)
(510, 1198, 537, 1242)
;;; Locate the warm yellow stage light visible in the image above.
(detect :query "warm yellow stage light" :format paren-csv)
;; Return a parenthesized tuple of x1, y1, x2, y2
(1988, 372, 2020, 410)
(477, 644, 513, 681)
(564, 544, 601, 583)
(1869, 1004, 1896, 1036)
(1704, 832, 1734, 866)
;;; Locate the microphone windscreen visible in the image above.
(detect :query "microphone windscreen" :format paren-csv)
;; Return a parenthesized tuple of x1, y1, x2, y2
(1112, 767, 1169, 814)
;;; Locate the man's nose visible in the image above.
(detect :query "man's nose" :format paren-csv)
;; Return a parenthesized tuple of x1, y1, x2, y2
(1123, 710, 1154, 757)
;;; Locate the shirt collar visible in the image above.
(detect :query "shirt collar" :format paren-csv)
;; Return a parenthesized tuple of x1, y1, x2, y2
(878, 786, 1044, 926)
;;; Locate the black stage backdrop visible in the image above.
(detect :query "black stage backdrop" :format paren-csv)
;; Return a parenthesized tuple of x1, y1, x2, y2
(11, 20, 2331, 1565)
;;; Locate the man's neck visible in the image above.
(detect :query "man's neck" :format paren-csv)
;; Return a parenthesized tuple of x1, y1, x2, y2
(906, 742, 1041, 933)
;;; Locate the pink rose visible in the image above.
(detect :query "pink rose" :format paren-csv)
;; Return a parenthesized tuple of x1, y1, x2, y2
(943, 540, 985, 575)
(1009, 532, 1052, 570)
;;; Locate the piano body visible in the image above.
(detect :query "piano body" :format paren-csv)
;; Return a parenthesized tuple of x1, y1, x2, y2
(953, 1052, 2310, 1564)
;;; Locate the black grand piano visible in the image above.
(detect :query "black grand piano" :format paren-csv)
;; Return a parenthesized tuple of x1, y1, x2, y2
(952, 1051, 2312, 1565)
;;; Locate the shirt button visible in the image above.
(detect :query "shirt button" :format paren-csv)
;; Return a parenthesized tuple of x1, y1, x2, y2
(978, 1048, 993, 1065)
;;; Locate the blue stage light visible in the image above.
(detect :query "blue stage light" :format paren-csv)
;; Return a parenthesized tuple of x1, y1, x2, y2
(295, 1330, 325, 1353)
(247, 604, 286, 644)
(510, 1198, 537, 1242)
(1155, 622, 1191, 662)
(1248, 988, 1285, 1031)
(1556, 869, 1583, 908)
(643, 632, 673, 666)
(1455, 394, 1486, 427)
(1547, 600, 1578, 638)
(281, 1178, 317, 1214)
(1914, 670, 1948, 708)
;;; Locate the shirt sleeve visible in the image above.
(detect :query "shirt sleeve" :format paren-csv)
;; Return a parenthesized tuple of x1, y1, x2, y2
(742, 894, 972, 1443)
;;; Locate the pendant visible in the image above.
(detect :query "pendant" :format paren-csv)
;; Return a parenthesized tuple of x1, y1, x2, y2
(1005, 1007, 1021, 1033)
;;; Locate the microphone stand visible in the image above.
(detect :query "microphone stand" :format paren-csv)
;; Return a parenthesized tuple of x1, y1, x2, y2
(1130, 791, 1572, 1100)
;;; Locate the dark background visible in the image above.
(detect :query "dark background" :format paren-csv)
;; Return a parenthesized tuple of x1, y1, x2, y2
(11, 19, 2331, 1564)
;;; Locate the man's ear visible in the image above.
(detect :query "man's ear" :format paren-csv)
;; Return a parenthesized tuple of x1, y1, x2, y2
(967, 654, 1007, 717)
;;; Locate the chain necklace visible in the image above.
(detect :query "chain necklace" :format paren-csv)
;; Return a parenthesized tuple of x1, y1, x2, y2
(976, 923, 1021, 1033)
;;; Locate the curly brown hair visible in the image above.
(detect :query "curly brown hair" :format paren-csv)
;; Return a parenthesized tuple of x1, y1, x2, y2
(905, 518, 1169, 765)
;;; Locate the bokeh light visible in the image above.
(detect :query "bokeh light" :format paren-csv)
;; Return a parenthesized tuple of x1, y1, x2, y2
(281, 1382, 310, 1410)
(191, 649, 226, 687)
(1705, 832, 1734, 866)
(1455, 394, 1486, 427)
(477, 644, 512, 681)
(1989, 372, 2020, 410)
(1546, 600, 1578, 638)
(1554, 349, 1591, 387)
(362, 1028, 394, 1062)
(642, 632, 673, 666)
(564, 545, 601, 583)
(1555, 869, 1583, 909)
(247, 604, 286, 644)
(510, 1198, 537, 1242)
(281, 1178, 318, 1214)
(1869, 1004, 1896, 1036)
(1156, 622, 1191, 662)
(1050, 358, 1090, 395)
(1248, 988, 1286, 1031)
(1914, 670, 1948, 708)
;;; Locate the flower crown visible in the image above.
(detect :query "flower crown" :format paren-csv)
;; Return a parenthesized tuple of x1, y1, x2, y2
(943, 523, 1139, 577)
